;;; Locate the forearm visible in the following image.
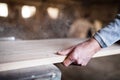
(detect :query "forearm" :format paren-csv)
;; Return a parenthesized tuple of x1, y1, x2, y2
(94, 14, 120, 48)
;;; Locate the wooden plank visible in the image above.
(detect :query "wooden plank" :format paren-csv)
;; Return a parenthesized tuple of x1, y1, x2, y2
(0, 38, 120, 72)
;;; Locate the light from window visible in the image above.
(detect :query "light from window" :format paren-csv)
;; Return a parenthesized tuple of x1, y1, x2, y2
(22, 5, 36, 18)
(47, 7, 59, 19)
(0, 3, 8, 17)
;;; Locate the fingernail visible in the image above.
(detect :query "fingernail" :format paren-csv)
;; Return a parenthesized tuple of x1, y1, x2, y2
(57, 51, 62, 55)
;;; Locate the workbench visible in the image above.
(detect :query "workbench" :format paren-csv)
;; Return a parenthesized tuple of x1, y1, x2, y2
(0, 38, 120, 80)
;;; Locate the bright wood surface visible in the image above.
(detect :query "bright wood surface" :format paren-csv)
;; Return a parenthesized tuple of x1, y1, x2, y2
(0, 38, 120, 72)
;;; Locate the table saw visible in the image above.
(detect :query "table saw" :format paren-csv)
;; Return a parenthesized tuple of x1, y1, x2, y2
(0, 38, 120, 80)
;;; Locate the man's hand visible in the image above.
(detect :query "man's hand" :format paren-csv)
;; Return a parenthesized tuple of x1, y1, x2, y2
(58, 38, 101, 67)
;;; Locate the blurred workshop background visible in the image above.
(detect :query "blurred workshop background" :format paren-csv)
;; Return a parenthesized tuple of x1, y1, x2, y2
(0, 0, 119, 40)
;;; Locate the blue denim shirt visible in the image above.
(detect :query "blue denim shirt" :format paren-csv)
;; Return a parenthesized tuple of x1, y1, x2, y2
(94, 14, 120, 48)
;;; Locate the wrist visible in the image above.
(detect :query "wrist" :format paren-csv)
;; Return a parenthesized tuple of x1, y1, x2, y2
(89, 38, 102, 53)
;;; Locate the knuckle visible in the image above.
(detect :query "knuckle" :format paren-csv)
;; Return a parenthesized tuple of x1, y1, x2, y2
(77, 59, 82, 64)
(68, 56, 75, 62)
(69, 54, 77, 60)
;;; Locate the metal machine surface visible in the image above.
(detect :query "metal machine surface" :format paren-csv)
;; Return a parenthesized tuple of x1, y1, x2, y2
(0, 64, 61, 80)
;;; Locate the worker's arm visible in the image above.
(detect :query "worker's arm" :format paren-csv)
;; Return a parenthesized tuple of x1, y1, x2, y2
(58, 14, 120, 67)
(94, 14, 120, 48)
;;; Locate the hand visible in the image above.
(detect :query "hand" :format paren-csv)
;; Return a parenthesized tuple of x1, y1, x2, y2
(58, 38, 101, 67)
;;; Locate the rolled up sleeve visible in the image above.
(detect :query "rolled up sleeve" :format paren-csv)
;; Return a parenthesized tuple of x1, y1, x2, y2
(94, 14, 120, 48)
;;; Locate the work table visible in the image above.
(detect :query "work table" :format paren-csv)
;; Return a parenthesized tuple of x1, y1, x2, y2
(0, 38, 120, 72)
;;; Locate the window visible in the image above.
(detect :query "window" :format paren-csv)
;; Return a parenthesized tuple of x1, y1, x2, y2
(0, 3, 8, 17)
(21, 5, 36, 18)
(47, 7, 59, 19)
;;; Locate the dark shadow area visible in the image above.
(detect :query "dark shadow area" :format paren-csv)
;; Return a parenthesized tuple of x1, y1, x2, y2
(56, 54, 120, 80)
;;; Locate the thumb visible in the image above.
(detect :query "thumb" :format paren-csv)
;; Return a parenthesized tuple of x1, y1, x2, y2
(57, 46, 74, 55)
(63, 55, 75, 66)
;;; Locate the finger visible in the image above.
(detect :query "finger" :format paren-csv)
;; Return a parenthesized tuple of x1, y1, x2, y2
(81, 62, 88, 66)
(77, 58, 83, 65)
(57, 46, 74, 55)
(63, 56, 75, 67)
(81, 57, 91, 66)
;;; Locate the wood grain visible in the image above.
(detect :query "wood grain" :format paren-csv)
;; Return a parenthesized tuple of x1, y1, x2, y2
(0, 38, 120, 72)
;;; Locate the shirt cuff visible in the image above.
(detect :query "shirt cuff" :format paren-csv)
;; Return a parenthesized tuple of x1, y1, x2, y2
(93, 33, 107, 48)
